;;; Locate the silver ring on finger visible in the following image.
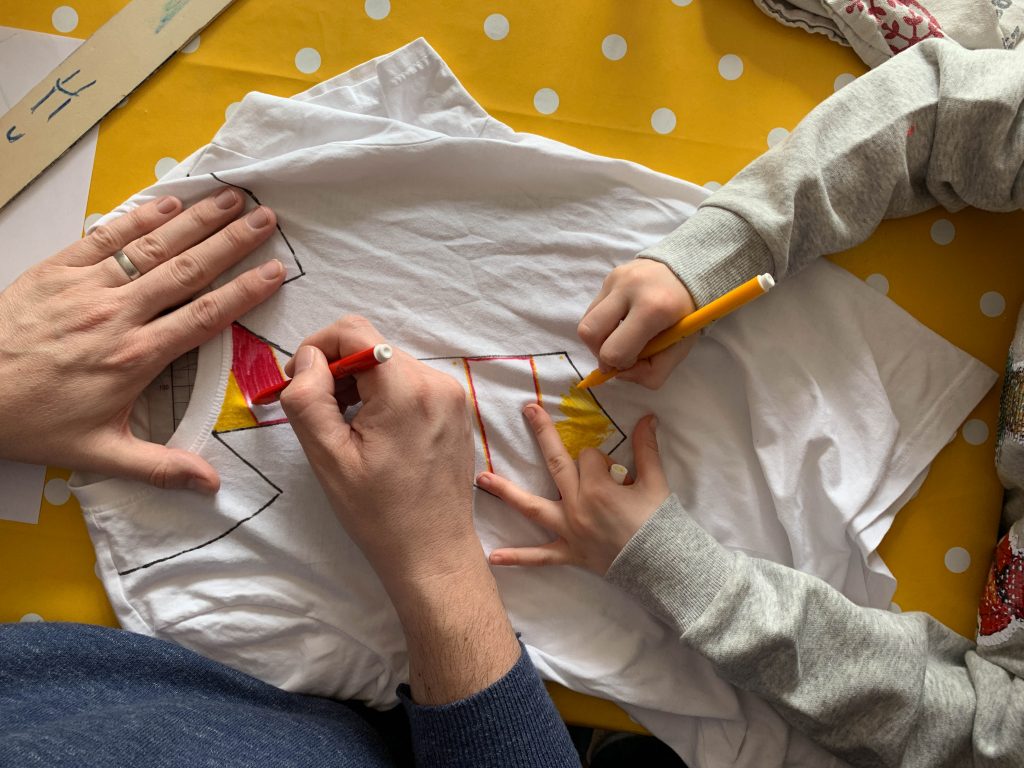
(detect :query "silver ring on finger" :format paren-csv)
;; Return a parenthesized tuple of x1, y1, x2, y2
(112, 249, 141, 282)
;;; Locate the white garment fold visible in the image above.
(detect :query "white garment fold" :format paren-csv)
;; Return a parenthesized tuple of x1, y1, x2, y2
(76, 39, 995, 768)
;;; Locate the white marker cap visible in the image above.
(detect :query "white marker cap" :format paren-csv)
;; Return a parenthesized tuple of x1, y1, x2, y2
(609, 464, 629, 485)
(757, 273, 775, 291)
(373, 344, 393, 363)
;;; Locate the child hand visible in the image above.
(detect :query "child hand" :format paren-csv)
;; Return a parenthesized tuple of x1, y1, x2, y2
(577, 259, 697, 389)
(479, 404, 669, 576)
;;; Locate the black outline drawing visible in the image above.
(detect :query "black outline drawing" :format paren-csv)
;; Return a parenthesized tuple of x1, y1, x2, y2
(116, 345, 624, 576)
(420, 350, 626, 458)
(209, 172, 306, 285)
(117, 430, 283, 576)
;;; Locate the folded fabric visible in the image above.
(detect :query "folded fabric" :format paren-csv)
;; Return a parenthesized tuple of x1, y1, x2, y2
(77, 39, 995, 768)
(754, 0, 1023, 67)
(998, 304, 1024, 525)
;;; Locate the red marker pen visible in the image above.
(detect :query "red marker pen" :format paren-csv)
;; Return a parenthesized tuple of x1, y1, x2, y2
(251, 343, 393, 406)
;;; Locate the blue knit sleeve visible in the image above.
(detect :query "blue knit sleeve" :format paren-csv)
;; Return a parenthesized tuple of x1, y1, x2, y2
(398, 645, 580, 767)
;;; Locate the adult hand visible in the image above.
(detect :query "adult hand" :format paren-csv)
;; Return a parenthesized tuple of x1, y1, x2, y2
(279, 315, 480, 590)
(480, 404, 669, 575)
(280, 315, 520, 705)
(578, 259, 697, 389)
(0, 191, 284, 492)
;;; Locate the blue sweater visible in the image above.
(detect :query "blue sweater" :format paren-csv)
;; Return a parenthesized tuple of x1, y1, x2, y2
(0, 623, 580, 767)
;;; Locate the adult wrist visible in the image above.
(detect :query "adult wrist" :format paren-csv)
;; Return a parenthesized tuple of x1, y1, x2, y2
(374, 528, 485, 598)
(383, 543, 493, 623)
(394, 551, 521, 706)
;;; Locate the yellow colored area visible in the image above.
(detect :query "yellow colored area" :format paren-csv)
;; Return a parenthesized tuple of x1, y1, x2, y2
(555, 386, 616, 460)
(214, 370, 258, 433)
(2, 0, 1020, 729)
(546, 681, 647, 734)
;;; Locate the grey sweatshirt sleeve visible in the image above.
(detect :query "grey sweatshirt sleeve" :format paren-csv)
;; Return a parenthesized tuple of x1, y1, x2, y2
(638, 39, 1024, 307)
(607, 495, 1024, 767)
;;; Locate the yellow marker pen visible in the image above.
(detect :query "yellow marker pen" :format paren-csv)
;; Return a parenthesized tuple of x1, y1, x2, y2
(577, 273, 775, 390)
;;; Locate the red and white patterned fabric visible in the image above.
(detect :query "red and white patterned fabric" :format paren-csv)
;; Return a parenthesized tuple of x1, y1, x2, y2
(754, 0, 1023, 68)
(978, 520, 1024, 646)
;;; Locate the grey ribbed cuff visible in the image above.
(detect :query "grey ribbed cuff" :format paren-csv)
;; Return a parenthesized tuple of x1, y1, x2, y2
(637, 206, 774, 308)
(606, 494, 736, 631)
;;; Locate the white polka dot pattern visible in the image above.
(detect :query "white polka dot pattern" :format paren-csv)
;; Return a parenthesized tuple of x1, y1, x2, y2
(533, 88, 559, 115)
(52, 6, 78, 33)
(484, 14, 509, 41)
(295, 47, 321, 74)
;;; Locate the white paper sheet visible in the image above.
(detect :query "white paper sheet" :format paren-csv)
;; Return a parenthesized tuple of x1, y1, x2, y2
(0, 26, 99, 523)
(0, 462, 44, 524)
(0, 25, 98, 289)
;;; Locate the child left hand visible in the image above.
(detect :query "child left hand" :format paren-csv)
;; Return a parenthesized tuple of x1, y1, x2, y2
(478, 404, 670, 576)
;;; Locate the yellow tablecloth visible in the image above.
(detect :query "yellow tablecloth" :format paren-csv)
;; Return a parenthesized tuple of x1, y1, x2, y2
(2, 0, 1021, 734)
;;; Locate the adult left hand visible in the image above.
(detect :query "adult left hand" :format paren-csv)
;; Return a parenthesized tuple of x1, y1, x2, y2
(479, 404, 670, 575)
(0, 191, 284, 492)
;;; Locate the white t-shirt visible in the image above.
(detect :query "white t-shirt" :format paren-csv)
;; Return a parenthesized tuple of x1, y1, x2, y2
(77, 39, 995, 768)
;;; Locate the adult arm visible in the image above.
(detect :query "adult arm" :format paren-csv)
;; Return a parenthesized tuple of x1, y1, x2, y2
(280, 317, 579, 768)
(580, 40, 1024, 387)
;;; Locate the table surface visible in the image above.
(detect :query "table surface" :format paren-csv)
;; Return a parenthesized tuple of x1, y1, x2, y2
(2, 0, 1021, 734)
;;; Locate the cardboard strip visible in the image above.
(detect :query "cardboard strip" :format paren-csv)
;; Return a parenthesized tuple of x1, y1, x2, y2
(0, 0, 236, 211)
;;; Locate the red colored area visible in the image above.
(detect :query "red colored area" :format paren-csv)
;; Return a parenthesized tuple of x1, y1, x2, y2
(463, 359, 493, 473)
(231, 324, 287, 405)
(462, 355, 543, 474)
(978, 530, 1024, 638)
(844, 1, 944, 54)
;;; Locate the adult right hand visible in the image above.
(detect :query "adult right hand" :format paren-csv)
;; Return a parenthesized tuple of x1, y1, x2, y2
(578, 259, 697, 389)
(279, 315, 480, 592)
(280, 315, 522, 706)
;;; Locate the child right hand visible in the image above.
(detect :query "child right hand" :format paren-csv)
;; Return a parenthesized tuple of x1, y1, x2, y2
(577, 259, 697, 389)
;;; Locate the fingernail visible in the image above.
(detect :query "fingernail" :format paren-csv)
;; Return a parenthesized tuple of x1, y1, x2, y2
(157, 195, 179, 214)
(476, 472, 492, 488)
(522, 404, 536, 419)
(258, 259, 282, 279)
(294, 346, 316, 374)
(187, 476, 215, 493)
(215, 188, 238, 209)
(247, 206, 270, 228)
(490, 553, 505, 565)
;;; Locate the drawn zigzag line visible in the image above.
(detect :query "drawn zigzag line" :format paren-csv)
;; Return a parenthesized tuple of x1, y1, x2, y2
(116, 350, 625, 575)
